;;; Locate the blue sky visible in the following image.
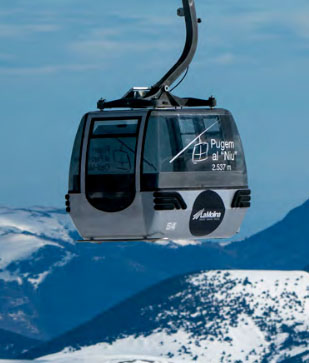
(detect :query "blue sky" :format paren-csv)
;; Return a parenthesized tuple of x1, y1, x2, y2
(1, 0, 309, 237)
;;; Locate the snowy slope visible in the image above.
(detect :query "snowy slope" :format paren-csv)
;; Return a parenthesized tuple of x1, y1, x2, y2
(1, 200, 309, 344)
(0, 358, 175, 363)
(0, 205, 226, 341)
(0, 207, 74, 242)
(40, 355, 184, 363)
(0, 207, 75, 274)
(0, 207, 77, 339)
(22, 270, 309, 363)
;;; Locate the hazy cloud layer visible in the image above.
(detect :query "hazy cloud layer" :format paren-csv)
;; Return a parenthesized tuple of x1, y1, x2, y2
(1, 0, 309, 74)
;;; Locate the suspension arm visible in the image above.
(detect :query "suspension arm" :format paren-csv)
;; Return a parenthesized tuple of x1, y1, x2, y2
(147, 0, 199, 96)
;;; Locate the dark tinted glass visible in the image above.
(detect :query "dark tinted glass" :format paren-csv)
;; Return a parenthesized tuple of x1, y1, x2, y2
(86, 118, 139, 212)
(142, 112, 247, 190)
(69, 115, 86, 193)
(92, 119, 138, 136)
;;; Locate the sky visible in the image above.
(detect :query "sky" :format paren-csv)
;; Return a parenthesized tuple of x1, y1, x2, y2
(0, 0, 309, 237)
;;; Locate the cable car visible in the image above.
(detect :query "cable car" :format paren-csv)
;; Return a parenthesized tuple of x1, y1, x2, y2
(66, 0, 251, 242)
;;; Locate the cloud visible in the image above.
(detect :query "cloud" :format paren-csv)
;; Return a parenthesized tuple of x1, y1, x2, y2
(229, 7, 309, 41)
(211, 53, 237, 66)
(0, 64, 99, 76)
(69, 21, 181, 62)
(194, 52, 255, 69)
(0, 8, 23, 17)
(288, 12, 309, 39)
(71, 39, 178, 57)
(0, 53, 14, 61)
(0, 24, 60, 38)
(68, 12, 182, 62)
(110, 12, 179, 28)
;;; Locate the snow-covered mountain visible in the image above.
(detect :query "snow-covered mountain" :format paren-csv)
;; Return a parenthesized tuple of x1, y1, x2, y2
(0, 207, 76, 283)
(1, 199, 309, 346)
(0, 207, 78, 339)
(0, 357, 175, 363)
(22, 270, 309, 362)
(1, 206, 224, 341)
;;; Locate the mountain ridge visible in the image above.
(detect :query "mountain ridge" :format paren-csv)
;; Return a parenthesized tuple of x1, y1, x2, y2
(0, 199, 308, 343)
(21, 270, 309, 362)
(0, 327, 41, 359)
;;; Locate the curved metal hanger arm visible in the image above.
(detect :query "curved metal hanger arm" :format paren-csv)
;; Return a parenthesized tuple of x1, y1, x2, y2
(96, 0, 217, 110)
(147, 0, 199, 96)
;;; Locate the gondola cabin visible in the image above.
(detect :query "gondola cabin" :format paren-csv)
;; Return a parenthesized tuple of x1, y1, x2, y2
(67, 107, 250, 241)
(66, 0, 251, 242)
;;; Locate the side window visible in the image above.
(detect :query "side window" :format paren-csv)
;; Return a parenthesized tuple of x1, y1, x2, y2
(142, 112, 246, 189)
(143, 116, 173, 173)
(175, 116, 222, 168)
(86, 118, 140, 212)
(69, 115, 86, 193)
(143, 114, 224, 173)
(222, 115, 246, 173)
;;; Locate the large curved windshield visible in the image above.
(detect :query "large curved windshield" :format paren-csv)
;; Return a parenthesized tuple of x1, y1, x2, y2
(142, 111, 247, 190)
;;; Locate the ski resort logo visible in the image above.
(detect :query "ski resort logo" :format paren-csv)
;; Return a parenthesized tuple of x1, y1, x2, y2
(190, 190, 225, 237)
(193, 208, 222, 221)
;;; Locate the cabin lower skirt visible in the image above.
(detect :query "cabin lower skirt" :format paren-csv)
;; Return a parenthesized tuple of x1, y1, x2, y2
(68, 189, 249, 242)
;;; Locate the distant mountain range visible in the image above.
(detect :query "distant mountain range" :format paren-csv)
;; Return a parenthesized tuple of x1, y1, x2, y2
(0, 199, 308, 357)
(226, 199, 309, 270)
(0, 328, 40, 359)
(21, 270, 309, 362)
